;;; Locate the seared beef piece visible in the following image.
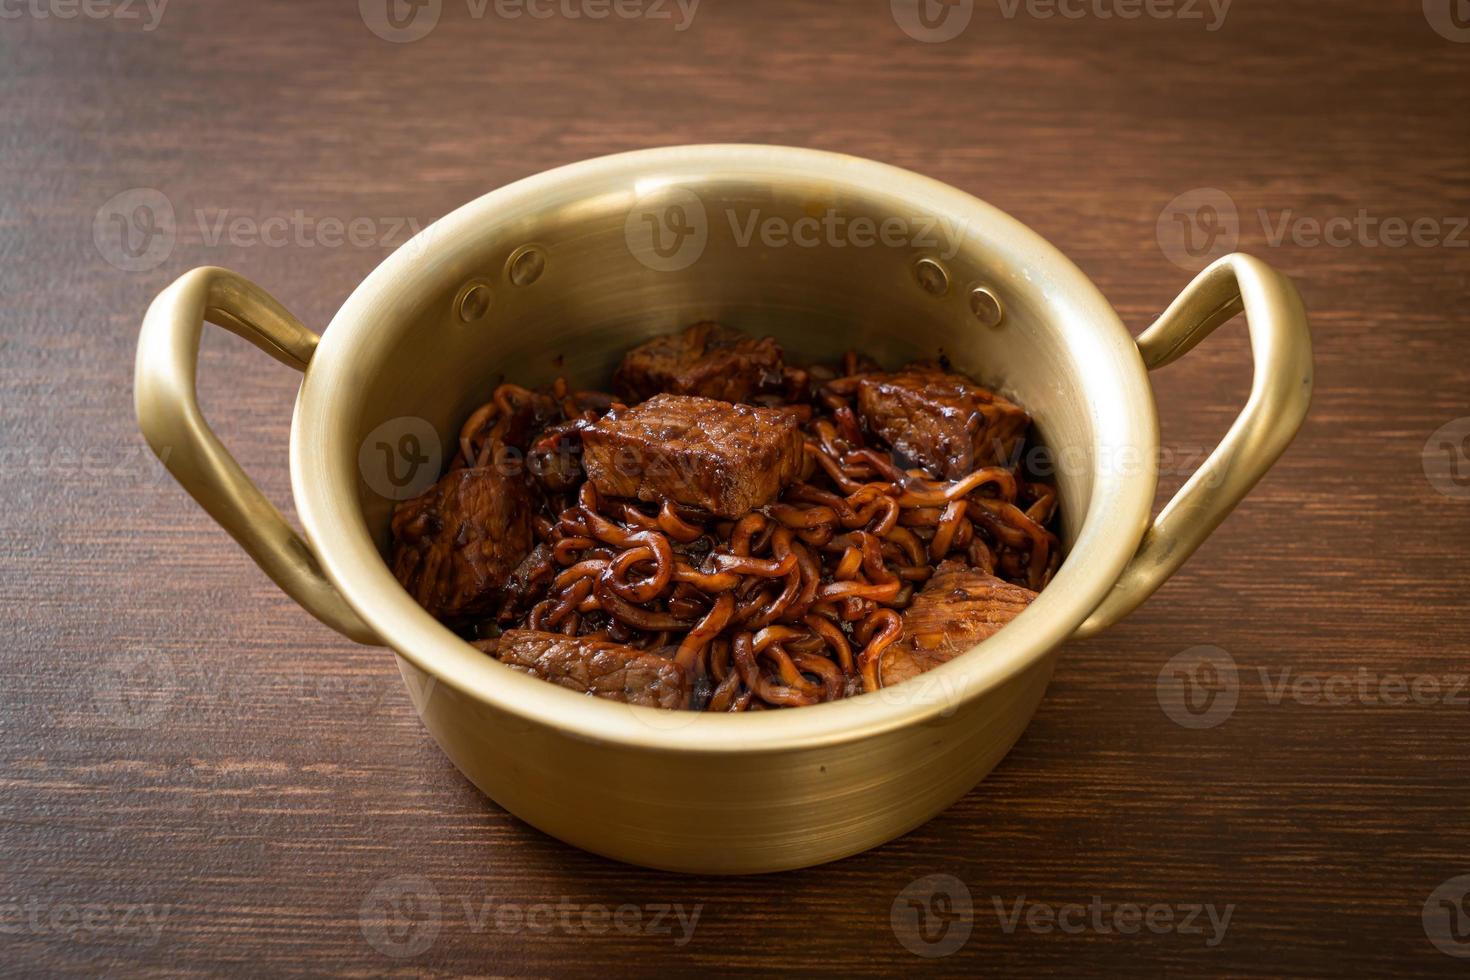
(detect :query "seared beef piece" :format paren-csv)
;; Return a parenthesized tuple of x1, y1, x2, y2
(613, 322, 785, 403)
(880, 560, 1037, 687)
(581, 393, 804, 519)
(482, 629, 690, 710)
(856, 365, 1031, 479)
(495, 542, 556, 623)
(390, 466, 534, 621)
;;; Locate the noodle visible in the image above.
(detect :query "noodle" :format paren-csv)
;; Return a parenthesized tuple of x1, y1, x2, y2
(479, 351, 1061, 711)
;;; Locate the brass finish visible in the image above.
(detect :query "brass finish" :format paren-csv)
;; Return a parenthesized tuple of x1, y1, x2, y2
(455, 279, 494, 323)
(135, 146, 1311, 873)
(1073, 254, 1313, 638)
(969, 285, 1004, 327)
(133, 267, 378, 644)
(506, 244, 547, 287)
(913, 256, 950, 296)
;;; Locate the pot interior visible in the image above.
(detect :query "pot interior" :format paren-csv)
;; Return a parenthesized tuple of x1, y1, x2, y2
(297, 146, 1156, 742)
(346, 169, 1130, 556)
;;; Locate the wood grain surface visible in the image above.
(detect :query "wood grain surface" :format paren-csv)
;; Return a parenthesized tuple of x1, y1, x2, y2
(3, 0, 1469, 975)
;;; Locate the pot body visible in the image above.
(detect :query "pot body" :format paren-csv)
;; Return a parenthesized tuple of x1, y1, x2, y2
(396, 652, 1055, 873)
(136, 145, 1311, 873)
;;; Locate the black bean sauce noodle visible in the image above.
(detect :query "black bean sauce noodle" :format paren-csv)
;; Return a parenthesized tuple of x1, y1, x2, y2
(442, 352, 1059, 711)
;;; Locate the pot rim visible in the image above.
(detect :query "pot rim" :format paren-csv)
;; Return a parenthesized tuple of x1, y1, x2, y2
(290, 144, 1157, 754)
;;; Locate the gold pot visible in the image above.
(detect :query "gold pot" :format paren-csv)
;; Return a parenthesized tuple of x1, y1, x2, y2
(134, 145, 1312, 874)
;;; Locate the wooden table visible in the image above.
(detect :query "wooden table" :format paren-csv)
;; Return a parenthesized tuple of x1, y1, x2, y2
(4, 0, 1468, 974)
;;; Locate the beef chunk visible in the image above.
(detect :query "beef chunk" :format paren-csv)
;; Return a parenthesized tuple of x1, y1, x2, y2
(484, 629, 690, 710)
(856, 365, 1031, 479)
(581, 393, 804, 518)
(613, 322, 785, 403)
(390, 466, 534, 621)
(880, 561, 1037, 687)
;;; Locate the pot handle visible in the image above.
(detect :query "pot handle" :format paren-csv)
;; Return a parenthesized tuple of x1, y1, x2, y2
(1072, 253, 1313, 639)
(134, 266, 380, 644)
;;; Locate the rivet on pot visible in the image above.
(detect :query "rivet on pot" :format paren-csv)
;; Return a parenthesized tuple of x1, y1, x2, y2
(913, 256, 949, 297)
(969, 286, 1004, 327)
(456, 280, 493, 323)
(507, 245, 546, 287)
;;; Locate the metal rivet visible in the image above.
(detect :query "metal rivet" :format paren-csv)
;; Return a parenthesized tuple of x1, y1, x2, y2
(969, 286, 1004, 327)
(507, 245, 546, 287)
(913, 256, 949, 297)
(456, 281, 493, 323)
